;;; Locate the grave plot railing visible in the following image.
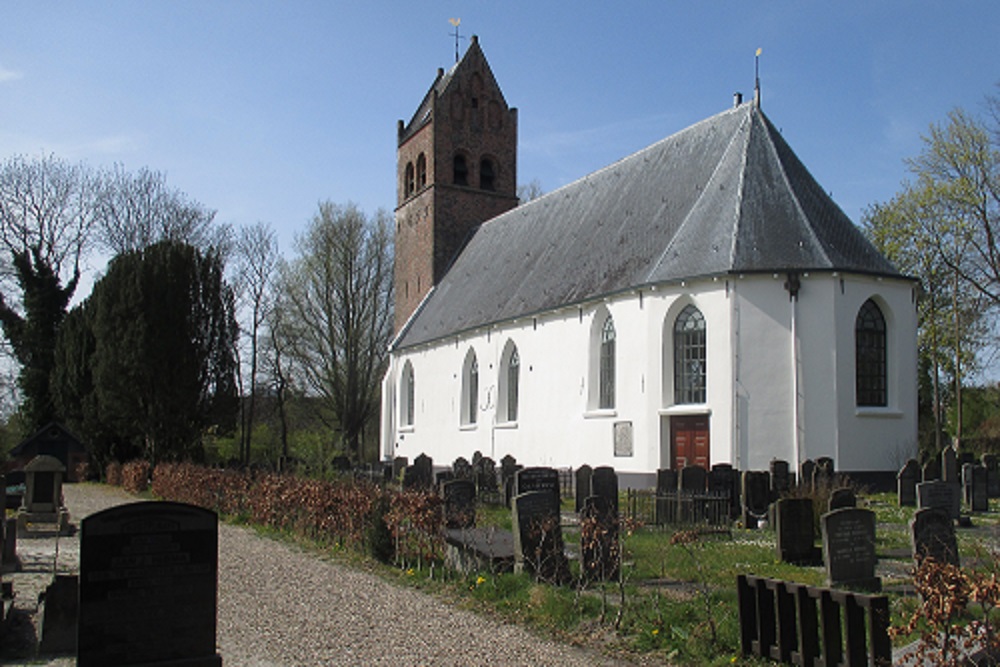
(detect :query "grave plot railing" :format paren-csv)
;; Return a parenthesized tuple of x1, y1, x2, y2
(624, 489, 731, 527)
(736, 574, 890, 667)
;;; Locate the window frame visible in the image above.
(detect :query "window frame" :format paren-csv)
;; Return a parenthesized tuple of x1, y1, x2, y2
(673, 304, 707, 405)
(855, 298, 887, 407)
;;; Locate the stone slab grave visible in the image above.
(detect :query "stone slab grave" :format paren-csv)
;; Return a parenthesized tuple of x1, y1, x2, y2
(821, 507, 879, 591)
(910, 507, 959, 567)
(444, 526, 514, 575)
(442, 478, 476, 529)
(512, 490, 569, 584)
(775, 497, 818, 564)
(709, 463, 739, 518)
(983, 453, 1000, 499)
(897, 459, 920, 507)
(941, 446, 958, 485)
(574, 464, 593, 513)
(769, 459, 791, 499)
(78, 501, 222, 667)
(917, 480, 961, 521)
(922, 458, 941, 482)
(581, 467, 619, 581)
(962, 464, 989, 513)
(827, 487, 857, 512)
(515, 467, 560, 505)
(654, 468, 677, 525)
(741, 470, 770, 529)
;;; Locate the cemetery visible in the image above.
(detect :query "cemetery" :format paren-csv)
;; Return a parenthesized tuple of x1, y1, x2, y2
(2, 450, 1000, 665)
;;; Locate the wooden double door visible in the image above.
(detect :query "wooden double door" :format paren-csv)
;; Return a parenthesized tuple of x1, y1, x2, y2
(666, 414, 709, 470)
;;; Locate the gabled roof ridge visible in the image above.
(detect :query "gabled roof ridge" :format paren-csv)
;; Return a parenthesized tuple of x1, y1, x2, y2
(754, 108, 832, 267)
(484, 105, 747, 231)
(646, 105, 751, 282)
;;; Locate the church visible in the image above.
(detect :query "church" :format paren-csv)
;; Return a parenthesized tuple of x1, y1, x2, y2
(380, 36, 918, 485)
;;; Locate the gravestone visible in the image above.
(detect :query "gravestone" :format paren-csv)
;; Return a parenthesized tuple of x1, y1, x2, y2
(741, 470, 770, 529)
(678, 465, 707, 493)
(512, 491, 569, 583)
(453, 457, 473, 480)
(581, 495, 619, 581)
(474, 456, 498, 493)
(655, 469, 677, 525)
(983, 454, 1000, 499)
(941, 447, 958, 485)
(412, 453, 434, 489)
(769, 459, 791, 499)
(708, 464, 738, 518)
(500, 455, 519, 506)
(922, 458, 941, 482)
(38, 574, 78, 654)
(775, 498, 816, 564)
(917, 480, 960, 521)
(910, 507, 959, 567)
(442, 479, 477, 529)
(515, 467, 560, 506)
(78, 501, 222, 667)
(821, 507, 879, 590)
(813, 457, 835, 490)
(392, 456, 408, 483)
(574, 465, 593, 513)
(828, 487, 857, 512)
(800, 459, 816, 491)
(897, 459, 920, 507)
(591, 467, 619, 516)
(972, 465, 989, 512)
(17, 455, 71, 535)
(962, 463, 976, 508)
(435, 470, 455, 488)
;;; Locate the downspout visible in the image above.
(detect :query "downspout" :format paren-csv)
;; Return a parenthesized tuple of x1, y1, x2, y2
(784, 272, 802, 469)
(730, 278, 742, 470)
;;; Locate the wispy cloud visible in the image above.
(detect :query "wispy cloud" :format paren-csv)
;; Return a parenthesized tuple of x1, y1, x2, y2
(0, 65, 23, 83)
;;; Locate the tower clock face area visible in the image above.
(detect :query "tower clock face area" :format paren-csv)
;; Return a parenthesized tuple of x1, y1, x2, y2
(393, 36, 518, 332)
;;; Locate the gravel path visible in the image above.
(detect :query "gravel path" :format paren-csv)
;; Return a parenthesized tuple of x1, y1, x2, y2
(4, 483, 638, 666)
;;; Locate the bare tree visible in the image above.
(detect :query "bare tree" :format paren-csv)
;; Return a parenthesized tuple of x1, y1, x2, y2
(277, 202, 394, 462)
(232, 221, 279, 464)
(96, 164, 229, 255)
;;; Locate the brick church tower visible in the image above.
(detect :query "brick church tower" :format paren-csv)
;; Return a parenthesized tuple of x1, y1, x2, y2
(394, 35, 518, 332)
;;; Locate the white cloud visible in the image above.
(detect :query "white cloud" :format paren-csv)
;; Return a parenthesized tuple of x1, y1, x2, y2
(0, 65, 23, 83)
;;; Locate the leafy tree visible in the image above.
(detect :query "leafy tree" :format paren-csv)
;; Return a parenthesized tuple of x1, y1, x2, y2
(276, 202, 393, 463)
(0, 154, 98, 432)
(54, 241, 238, 465)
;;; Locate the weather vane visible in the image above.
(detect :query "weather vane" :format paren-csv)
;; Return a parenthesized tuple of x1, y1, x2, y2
(754, 47, 762, 106)
(449, 18, 463, 63)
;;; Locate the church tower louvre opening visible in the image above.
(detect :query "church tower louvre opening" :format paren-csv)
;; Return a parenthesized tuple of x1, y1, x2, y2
(394, 35, 518, 333)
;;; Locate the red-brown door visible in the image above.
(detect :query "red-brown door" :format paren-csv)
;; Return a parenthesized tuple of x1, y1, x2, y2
(671, 415, 709, 469)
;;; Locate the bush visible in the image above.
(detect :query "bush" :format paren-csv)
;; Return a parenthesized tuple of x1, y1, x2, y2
(105, 461, 122, 486)
(121, 460, 151, 493)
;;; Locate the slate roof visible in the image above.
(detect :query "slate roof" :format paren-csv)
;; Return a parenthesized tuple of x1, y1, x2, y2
(395, 102, 904, 350)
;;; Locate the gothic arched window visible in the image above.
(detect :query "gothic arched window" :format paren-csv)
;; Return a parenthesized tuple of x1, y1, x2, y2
(599, 316, 616, 410)
(461, 349, 478, 426)
(401, 361, 415, 427)
(416, 153, 427, 189)
(673, 305, 706, 404)
(404, 162, 415, 198)
(856, 299, 887, 407)
(499, 342, 520, 423)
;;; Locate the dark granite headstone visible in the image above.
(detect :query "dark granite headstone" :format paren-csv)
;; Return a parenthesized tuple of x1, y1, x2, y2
(800, 459, 816, 491)
(580, 495, 619, 581)
(474, 457, 498, 493)
(655, 469, 677, 525)
(972, 465, 988, 512)
(917, 480, 960, 521)
(741, 470, 770, 529)
(769, 459, 791, 499)
(897, 459, 920, 507)
(708, 464, 737, 517)
(512, 491, 569, 583)
(821, 507, 879, 590)
(922, 458, 941, 482)
(813, 457, 834, 490)
(911, 507, 959, 567)
(828, 487, 857, 512)
(678, 465, 707, 494)
(435, 470, 455, 488)
(78, 501, 221, 667)
(775, 498, 815, 564)
(941, 447, 958, 485)
(590, 467, 618, 516)
(392, 456, 408, 483)
(574, 465, 593, 513)
(983, 454, 1000, 499)
(412, 453, 434, 489)
(962, 463, 975, 508)
(442, 479, 477, 529)
(452, 457, 473, 480)
(39, 574, 79, 654)
(515, 467, 560, 506)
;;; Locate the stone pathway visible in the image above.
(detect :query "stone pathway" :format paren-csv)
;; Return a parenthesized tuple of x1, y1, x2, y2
(2, 483, 639, 666)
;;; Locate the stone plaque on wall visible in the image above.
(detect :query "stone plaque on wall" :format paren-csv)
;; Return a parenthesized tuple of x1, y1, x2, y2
(613, 421, 633, 457)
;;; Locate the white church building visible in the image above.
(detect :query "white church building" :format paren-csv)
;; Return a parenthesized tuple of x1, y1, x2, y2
(381, 37, 918, 484)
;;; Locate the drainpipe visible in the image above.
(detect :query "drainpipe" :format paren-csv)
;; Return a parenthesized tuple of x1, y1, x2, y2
(784, 272, 802, 469)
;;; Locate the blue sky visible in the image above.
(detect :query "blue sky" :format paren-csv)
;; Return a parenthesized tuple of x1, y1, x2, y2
(2, 2, 998, 267)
